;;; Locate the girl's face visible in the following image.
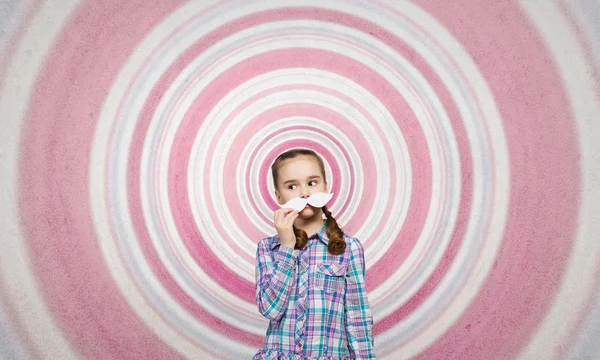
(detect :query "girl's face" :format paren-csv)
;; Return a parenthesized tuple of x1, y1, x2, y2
(275, 155, 327, 220)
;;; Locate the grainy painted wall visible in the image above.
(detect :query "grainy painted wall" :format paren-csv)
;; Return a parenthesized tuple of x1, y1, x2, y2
(1, 1, 599, 359)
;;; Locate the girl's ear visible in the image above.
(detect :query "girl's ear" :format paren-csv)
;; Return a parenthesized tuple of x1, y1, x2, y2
(274, 190, 281, 204)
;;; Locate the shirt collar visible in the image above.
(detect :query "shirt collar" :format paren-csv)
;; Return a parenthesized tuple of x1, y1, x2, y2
(271, 220, 328, 249)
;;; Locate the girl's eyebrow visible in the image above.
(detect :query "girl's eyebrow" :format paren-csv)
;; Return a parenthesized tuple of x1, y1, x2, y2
(283, 175, 321, 185)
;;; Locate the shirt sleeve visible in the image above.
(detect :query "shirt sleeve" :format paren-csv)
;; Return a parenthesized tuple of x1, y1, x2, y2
(345, 237, 376, 359)
(255, 239, 299, 321)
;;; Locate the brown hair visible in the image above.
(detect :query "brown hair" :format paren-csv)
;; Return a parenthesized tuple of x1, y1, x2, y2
(271, 148, 346, 255)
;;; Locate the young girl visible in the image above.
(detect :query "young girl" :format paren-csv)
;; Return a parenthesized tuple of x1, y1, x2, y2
(253, 148, 376, 359)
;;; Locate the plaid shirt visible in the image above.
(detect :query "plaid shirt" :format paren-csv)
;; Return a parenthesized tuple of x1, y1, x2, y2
(253, 221, 375, 359)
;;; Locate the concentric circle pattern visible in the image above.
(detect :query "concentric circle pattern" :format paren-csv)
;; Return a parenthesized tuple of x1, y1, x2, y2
(1, 0, 599, 359)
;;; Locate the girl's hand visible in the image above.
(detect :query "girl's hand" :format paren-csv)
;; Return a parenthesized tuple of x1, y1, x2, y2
(274, 208, 299, 249)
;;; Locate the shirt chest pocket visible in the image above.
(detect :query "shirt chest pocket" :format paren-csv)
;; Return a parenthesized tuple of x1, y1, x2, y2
(314, 262, 346, 294)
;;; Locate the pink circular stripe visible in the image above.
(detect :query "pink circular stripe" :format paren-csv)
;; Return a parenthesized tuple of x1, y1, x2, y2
(533, 2, 600, 357)
(13, 0, 584, 358)
(19, 1, 187, 358)
(167, 46, 432, 303)
(406, 0, 580, 358)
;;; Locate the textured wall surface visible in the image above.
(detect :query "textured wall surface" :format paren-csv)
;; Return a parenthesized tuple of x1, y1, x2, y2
(1, 1, 599, 359)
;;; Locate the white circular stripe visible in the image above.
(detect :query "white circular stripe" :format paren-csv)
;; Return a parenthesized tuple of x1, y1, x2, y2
(151, 12, 452, 332)
(197, 5, 487, 346)
(196, 67, 396, 256)
(218, 119, 358, 266)
(2, 1, 588, 360)
(216, 120, 355, 262)
(569, 295, 600, 360)
(103, 6, 402, 347)
(109, 18, 266, 352)
(151, 21, 418, 271)
(517, 1, 600, 359)
(117, 3, 460, 348)
(140, 23, 404, 315)
(0, 0, 33, 73)
(0, 0, 82, 358)
(0, 298, 29, 359)
(138, 6, 446, 352)
(134, 63, 268, 340)
(205, 37, 460, 320)
(179, 47, 456, 326)
(155, 24, 455, 314)
(192, 87, 393, 287)
(188, 87, 388, 318)
(91, 0, 496, 358)
(563, 0, 600, 74)
(197, 85, 390, 276)
(90, 0, 263, 358)
(374, 0, 508, 357)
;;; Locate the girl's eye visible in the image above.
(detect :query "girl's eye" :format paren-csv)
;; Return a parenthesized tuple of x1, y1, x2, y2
(309, 180, 317, 186)
(288, 184, 297, 190)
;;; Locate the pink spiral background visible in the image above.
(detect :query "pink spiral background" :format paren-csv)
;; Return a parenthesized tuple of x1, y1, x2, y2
(1, 0, 599, 359)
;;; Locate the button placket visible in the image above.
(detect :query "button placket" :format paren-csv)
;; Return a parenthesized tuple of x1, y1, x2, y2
(294, 250, 309, 352)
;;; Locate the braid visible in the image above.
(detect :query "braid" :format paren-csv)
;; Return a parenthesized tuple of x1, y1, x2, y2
(322, 205, 346, 255)
(292, 226, 308, 250)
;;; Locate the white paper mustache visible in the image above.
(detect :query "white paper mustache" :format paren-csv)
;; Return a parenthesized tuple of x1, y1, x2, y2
(279, 192, 334, 211)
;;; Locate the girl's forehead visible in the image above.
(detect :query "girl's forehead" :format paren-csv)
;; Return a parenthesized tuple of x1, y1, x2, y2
(278, 156, 321, 175)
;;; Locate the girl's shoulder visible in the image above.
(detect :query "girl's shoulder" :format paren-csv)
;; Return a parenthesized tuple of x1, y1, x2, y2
(257, 233, 280, 249)
(341, 233, 366, 253)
